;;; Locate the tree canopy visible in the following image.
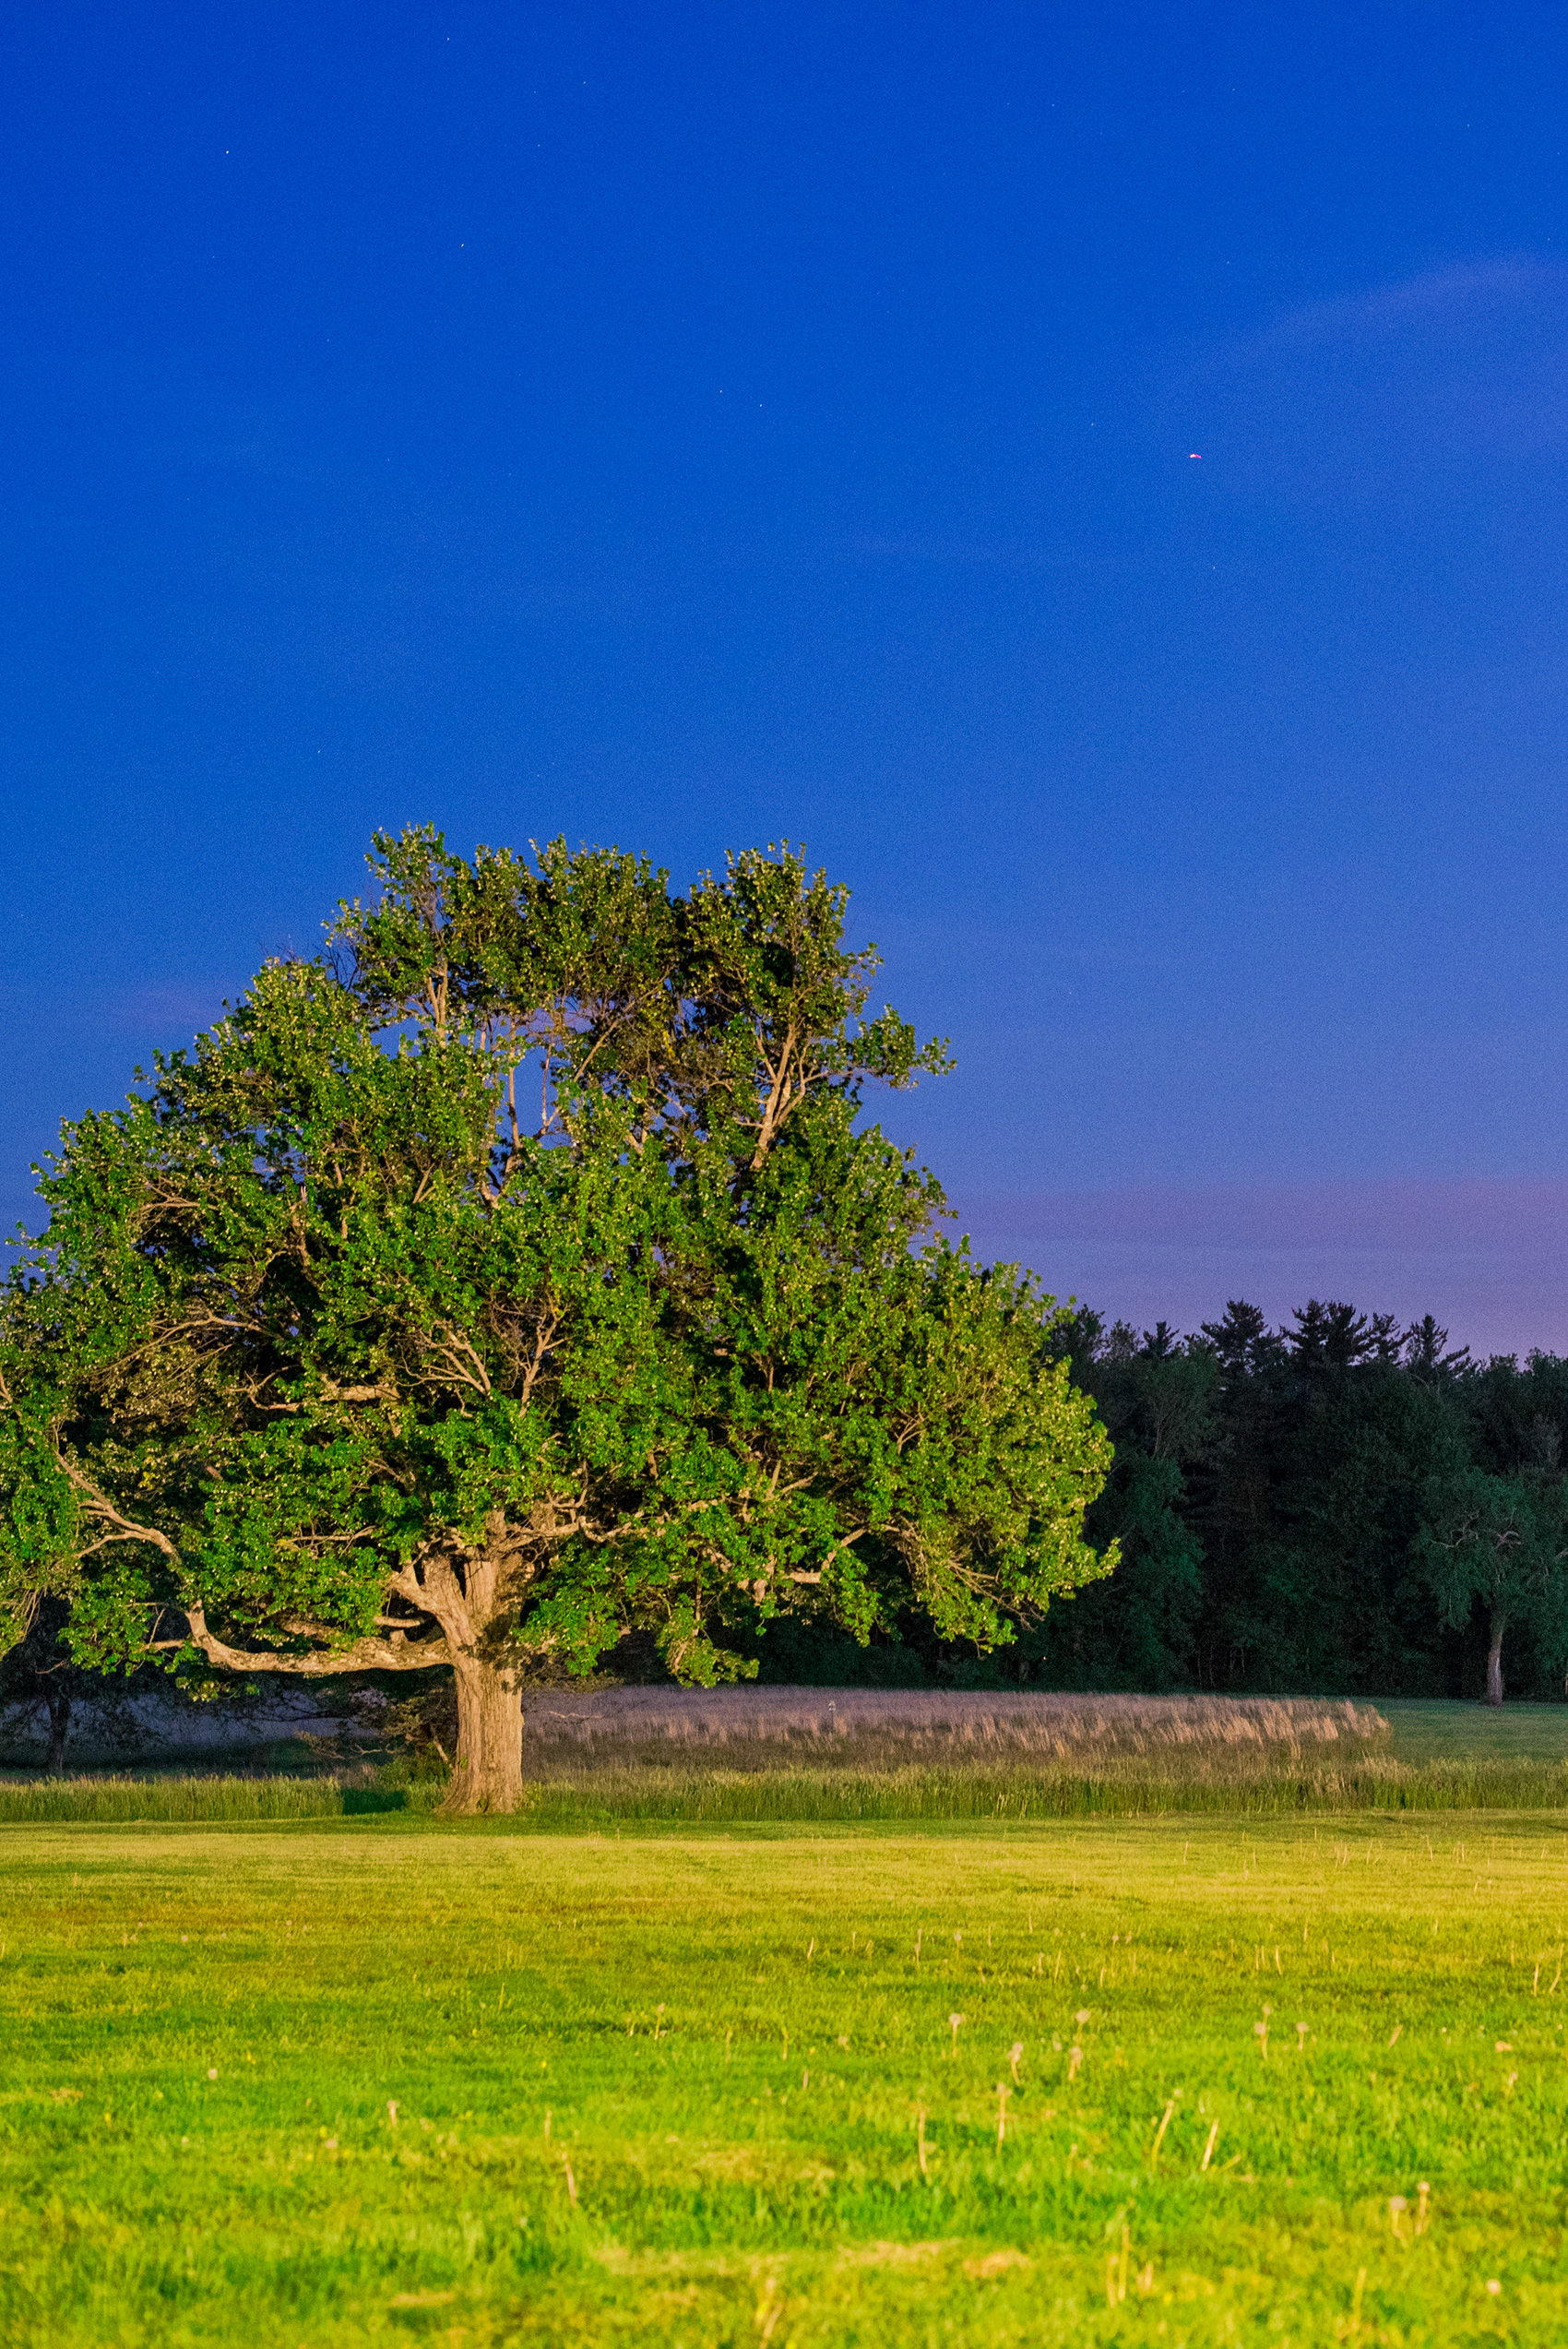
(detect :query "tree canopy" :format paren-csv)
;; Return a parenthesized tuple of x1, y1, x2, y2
(0, 829, 1118, 1806)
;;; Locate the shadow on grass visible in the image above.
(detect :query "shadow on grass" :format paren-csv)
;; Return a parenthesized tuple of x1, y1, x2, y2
(341, 1786, 410, 1815)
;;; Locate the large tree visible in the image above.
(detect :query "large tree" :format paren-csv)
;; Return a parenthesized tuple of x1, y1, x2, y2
(0, 829, 1117, 1808)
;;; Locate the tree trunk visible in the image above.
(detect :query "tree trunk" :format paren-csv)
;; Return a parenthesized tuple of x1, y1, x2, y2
(444, 1655, 524, 1813)
(43, 1685, 71, 1774)
(1485, 1612, 1505, 1708)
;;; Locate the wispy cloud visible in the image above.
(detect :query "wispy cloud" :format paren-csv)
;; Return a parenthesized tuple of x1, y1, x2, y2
(1170, 253, 1568, 507)
(1235, 256, 1567, 357)
(99, 985, 233, 1038)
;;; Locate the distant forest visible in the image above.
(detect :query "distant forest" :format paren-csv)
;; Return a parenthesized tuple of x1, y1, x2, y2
(748, 1300, 1568, 1704)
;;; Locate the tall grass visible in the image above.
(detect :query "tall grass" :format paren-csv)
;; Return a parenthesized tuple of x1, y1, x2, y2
(0, 1775, 442, 1824)
(6, 1692, 1564, 1827)
(7, 1755, 1568, 1826)
(521, 1685, 1389, 1770)
(517, 1755, 1568, 1827)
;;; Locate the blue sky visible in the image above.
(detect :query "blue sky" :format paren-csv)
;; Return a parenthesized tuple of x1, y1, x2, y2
(6, 4, 1568, 1351)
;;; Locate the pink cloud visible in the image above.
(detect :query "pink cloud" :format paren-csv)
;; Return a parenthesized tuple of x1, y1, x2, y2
(954, 1176, 1568, 1360)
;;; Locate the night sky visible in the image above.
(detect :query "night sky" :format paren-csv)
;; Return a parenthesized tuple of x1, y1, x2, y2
(6, 6, 1568, 1353)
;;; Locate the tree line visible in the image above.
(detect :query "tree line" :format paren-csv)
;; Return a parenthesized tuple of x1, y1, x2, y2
(966, 1299, 1567, 1703)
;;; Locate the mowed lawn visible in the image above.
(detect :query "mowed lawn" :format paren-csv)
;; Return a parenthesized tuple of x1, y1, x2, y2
(1382, 1699, 1568, 1769)
(5, 1815, 1568, 2345)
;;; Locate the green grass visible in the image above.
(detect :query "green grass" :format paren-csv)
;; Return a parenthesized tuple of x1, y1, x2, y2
(1382, 1699, 1568, 1768)
(6, 1810, 1568, 2343)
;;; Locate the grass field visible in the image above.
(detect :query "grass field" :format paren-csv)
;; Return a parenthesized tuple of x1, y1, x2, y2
(1381, 1700, 1568, 1767)
(6, 1805, 1568, 2345)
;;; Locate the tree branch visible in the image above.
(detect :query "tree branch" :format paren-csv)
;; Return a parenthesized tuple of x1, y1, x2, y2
(55, 1450, 181, 1561)
(180, 1603, 452, 1676)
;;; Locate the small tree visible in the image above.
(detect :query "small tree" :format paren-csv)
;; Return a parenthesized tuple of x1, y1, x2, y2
(1417, 1469, 1568, 1704)
(1, 1597, 85, 1772)
(0, 829, 1117, 1809)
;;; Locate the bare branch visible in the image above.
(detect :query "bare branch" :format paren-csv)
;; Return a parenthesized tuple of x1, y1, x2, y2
(182, 1604, 452, 1676)
(749, 1020, 800, 1169)
(54, 1450, 181, 1561)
